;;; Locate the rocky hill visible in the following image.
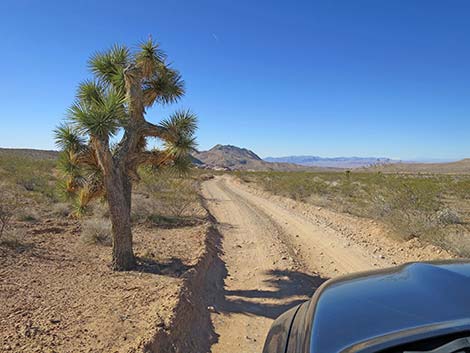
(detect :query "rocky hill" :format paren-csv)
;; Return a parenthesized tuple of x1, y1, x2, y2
(192, 145, 329, 171)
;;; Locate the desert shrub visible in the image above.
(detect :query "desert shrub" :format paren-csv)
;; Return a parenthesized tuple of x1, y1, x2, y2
(0, 185, 18, 238)
(436, 208, 462, 225)
(52, 202, 71, 217)
(0, 228, 28, 251)
(91, 202, 110, 219)
(17, 212, 39, 222)
(446, 231, 470, 257)
(138, 168, 201, 219)
(160, 179, 199, 217)
(81, 218, 112, 246)
(131, 194, 156, 221)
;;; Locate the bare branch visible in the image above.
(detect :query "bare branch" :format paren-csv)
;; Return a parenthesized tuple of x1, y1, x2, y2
(130, 150, 172, 168)
(142, 121, 167, 138)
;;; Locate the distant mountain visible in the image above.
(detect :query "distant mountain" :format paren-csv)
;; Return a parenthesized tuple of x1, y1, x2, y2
(2, 147, 467, 174)
(0, 148, 59, 160)
(192, 145, 332, 171)
(264, 155, 396, 169)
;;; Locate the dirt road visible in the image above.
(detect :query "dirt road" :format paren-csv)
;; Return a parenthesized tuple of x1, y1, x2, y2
(201, 175, 453, 353)
(201, 176, 382, 352)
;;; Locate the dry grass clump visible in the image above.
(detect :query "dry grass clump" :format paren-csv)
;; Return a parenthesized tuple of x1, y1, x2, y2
(16, 207, 40, 222)
(435, 208, 462, 225)
(89, 202, 109, 219)
(51, 203, 72, 217)
(0, 184, 18, 238)
(131, 194, 156, 222)
(1, 228, 28, 250)
(446, 231, 470, 257)
(81, 218, 112, 246)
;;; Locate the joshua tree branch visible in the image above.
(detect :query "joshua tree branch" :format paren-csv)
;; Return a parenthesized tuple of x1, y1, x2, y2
(142, 121, 167, 138)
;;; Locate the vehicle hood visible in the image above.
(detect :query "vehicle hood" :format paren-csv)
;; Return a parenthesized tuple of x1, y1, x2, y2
(310, 261, 470, 353)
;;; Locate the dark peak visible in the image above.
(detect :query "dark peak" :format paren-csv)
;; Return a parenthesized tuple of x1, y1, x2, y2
(208, 144, 261, 160)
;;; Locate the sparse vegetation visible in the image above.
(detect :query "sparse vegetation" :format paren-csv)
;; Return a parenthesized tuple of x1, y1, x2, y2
(0, 153, 58, 203)
(0, 184, 19, 238)
(137, 168, 202, 220)
(0, 228, 29, 251)
(0, 148, 203, 236)
(52, 202, 72, 217)
(81, 218, 112, 246)
(236, 170, 470, 255)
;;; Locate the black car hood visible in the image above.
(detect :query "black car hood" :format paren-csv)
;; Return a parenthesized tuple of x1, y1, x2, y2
(310, 261, 470, 353)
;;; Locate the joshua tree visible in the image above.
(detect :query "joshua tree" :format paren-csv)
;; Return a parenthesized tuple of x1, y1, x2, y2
(55, 39, 197, 270)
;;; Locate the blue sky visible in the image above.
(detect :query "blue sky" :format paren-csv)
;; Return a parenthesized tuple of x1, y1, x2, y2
(1, 0, 469, 160)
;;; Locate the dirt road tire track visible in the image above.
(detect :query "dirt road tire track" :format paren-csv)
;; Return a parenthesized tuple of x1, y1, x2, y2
(202, 176, 326, 353)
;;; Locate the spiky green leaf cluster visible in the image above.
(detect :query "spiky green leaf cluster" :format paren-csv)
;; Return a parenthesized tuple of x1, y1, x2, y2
(160, 110, 198, 158)
(55, 37, 197, 217)
(89, 44, 130, 90)
(136, 39, 166, 78)
(67, 85, 127, 139)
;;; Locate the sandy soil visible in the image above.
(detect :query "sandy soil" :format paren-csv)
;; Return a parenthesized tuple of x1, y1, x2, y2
(201, 175, 455, 353)
(0, 217, 208, 353)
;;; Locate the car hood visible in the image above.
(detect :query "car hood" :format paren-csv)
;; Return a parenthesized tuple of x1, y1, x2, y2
(310, 261, 470, 353)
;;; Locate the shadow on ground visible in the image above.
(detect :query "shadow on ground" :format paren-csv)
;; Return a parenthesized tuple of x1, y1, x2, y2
(136, 256, 193, 277)
(221, 268, 327, 319)
(202, 224, 328, 352)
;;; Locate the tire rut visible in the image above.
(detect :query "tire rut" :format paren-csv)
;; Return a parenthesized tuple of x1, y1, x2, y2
(201, 177, 325, 353)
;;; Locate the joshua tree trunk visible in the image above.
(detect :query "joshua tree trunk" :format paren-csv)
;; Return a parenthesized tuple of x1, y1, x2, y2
(105, 167, 135, 270)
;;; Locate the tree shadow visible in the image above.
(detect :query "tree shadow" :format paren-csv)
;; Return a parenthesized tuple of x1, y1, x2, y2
(136, 256, 193, 277)
(213, 267, 327, 320)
